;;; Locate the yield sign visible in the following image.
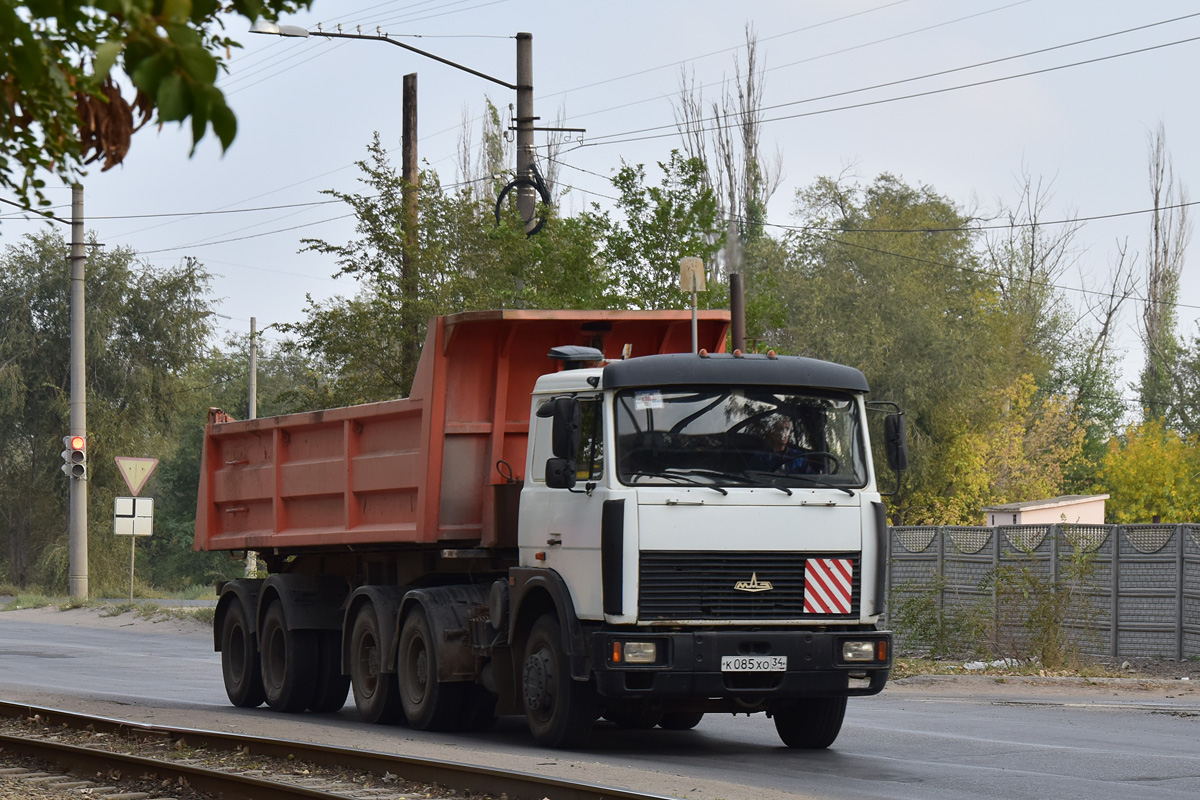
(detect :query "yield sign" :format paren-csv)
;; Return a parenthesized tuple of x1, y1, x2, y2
(114, 457, 159, 496)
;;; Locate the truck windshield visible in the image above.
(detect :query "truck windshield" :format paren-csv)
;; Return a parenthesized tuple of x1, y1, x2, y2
(614, 387, 867, 490)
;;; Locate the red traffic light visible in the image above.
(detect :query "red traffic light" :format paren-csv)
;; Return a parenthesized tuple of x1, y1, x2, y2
(68, 435, 86, 451)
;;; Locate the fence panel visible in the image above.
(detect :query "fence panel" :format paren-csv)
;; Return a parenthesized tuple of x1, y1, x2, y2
(888, 523, 1196, 660)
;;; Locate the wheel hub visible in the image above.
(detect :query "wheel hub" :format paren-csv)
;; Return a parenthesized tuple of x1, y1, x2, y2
(523, 648, 554, 712)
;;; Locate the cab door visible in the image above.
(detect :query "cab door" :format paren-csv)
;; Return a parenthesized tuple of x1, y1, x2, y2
(519, 394, 611, 620)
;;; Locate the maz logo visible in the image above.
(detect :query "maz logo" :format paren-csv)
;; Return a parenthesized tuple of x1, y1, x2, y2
(734, 572, 773, 592)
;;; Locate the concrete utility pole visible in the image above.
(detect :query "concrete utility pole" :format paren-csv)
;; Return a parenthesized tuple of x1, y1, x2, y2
(245, 316, 258, 579)
(515, 32, 535, 227)
(68, 184, 88, 599)
(248, 316, 258, 421)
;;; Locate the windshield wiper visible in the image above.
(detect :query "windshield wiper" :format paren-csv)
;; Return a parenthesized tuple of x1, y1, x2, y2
(738, 471, 793, 495)
(623, 470, 728, 495)
(743, 470, 855, 496)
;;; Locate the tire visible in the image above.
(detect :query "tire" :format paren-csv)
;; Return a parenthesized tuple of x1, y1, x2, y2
(522, 614, 597, 748)
(308, 630, 351, 713)
(398, 607, 467, 731)
(350, 606, 404, 724)
(658, 711, 704, 730)
(604, 703, 663, 730)
(220, 600, 265, 708)
(259, 600, 318, 712)
(772, 696, 847, 749)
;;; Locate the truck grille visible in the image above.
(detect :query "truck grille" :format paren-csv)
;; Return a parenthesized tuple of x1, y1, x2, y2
(638, 551, 859, 621)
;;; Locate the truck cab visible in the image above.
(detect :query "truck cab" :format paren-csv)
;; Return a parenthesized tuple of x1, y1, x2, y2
(515, 348, 898, 746)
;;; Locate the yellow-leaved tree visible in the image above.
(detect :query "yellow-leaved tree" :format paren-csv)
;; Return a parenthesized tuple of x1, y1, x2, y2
(907, 375, 1084, 524)
(1099, 418, 1200, 523)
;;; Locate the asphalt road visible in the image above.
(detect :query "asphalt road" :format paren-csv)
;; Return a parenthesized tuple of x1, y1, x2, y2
(1, 611, 1198, 800)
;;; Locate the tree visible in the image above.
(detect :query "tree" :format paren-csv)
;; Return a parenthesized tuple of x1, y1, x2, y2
(283, 133, 610, 407)
(603, 151, 723, 310)
(1, 1, 312, 212)
(1099, 417, 1200, 523)
(0, 229, 213, 592)
(781, 173, 1005, 524)
(1138, 122, 1192, 426)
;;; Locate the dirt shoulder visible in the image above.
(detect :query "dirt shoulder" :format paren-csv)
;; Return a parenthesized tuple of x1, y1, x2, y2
(0, 600, 211, 637)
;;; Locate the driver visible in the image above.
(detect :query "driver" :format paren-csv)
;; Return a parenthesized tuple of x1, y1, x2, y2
(760, 417, 819, 475)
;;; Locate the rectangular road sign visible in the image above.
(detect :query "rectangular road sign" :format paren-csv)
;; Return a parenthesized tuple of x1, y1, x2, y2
(114, 496, 153, 537)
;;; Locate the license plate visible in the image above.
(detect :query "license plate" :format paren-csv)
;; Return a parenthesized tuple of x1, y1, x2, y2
(720, 655, 787, 672)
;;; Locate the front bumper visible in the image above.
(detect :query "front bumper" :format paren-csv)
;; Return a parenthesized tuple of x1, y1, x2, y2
(590, 628, 890, 699)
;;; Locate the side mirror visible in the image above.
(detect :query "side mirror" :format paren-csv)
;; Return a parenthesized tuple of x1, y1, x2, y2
(549, 396, 581, 460)
(545, 457, 578, 489)
(884, 414, 908, 472)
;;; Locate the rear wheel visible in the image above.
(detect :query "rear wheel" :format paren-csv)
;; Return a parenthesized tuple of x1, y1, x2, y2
(219, 600, 264, 708)
(259, 600, 318, 712)
(658, 711, 704, 730)
(398, 607, 466, 731)
(308, 630, 350, 712)
(350, 606, 404, 724)
(772, 696, 847, 749)
(522, 614, 597, 748)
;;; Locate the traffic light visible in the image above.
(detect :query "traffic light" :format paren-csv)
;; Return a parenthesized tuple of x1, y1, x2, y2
(61, 434, 86, 479)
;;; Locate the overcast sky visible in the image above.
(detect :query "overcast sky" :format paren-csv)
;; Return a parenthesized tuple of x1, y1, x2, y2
(3, 0, 1198, 410)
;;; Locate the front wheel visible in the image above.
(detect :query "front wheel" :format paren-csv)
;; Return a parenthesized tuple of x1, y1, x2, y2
(772, 696, 847, 749)
(522, 614, 597, 748)
(220, 599, 264, 708)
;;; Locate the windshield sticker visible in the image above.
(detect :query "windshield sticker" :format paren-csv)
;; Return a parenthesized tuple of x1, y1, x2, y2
(634, 390, 664, 410)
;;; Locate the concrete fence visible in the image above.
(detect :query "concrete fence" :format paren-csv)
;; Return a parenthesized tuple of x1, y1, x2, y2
(887, 524, 1200, 660)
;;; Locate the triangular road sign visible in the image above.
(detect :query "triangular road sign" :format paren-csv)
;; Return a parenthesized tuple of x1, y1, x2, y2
(114, 457, 159, 496)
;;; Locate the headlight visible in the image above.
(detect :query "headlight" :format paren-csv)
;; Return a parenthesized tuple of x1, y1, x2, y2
(842, 641, 877, 662)
(614, 641, 657, 664)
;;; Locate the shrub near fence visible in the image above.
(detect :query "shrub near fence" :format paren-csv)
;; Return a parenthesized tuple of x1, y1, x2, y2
(887, 524, 1200, 661)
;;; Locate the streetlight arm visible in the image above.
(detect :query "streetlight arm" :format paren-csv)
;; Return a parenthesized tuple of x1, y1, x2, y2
(250, 21, 519, 91)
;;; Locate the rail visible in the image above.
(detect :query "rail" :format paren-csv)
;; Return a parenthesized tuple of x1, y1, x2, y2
(0, 700, 679, 800)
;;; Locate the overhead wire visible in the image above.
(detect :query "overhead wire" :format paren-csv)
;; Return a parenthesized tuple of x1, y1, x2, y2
(581, 23, 1200, 146)
(554, 0, 1035, 126)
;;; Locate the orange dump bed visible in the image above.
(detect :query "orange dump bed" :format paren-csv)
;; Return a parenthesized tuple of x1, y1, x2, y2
(195, 309, 730, 553)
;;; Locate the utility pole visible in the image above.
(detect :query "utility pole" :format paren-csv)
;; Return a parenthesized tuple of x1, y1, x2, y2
(68, 184, 88, 599)
(515, 32, 535, 228)
(245, 316, 258, 579)
(401, 72, 420, 387)
(248, 316, 258, 421)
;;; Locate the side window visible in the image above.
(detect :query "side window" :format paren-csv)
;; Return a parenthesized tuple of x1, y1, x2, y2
(578, 397, 604, 480)
(531, 399, 555, 484)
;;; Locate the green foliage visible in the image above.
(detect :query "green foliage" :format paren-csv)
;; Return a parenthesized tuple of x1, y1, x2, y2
(0, 229, 213, 593)
(603, 151, 724, 310)
(0, 1, 312, 210)
(890, 577, 988, 659)
(985, 544, 1099, 669)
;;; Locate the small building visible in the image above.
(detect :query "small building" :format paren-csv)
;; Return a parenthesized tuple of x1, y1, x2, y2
(982, 494, 1109, 526)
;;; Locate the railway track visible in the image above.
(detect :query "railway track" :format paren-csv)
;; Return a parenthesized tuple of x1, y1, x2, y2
(0, 700, 678, 800)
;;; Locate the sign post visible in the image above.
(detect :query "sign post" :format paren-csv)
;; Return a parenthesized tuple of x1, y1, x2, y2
(113, 457, 158, 601)
(114, 497, 153, 601)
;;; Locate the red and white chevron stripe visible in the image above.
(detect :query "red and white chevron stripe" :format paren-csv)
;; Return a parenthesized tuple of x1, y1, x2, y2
(803, 558, 853, 614)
